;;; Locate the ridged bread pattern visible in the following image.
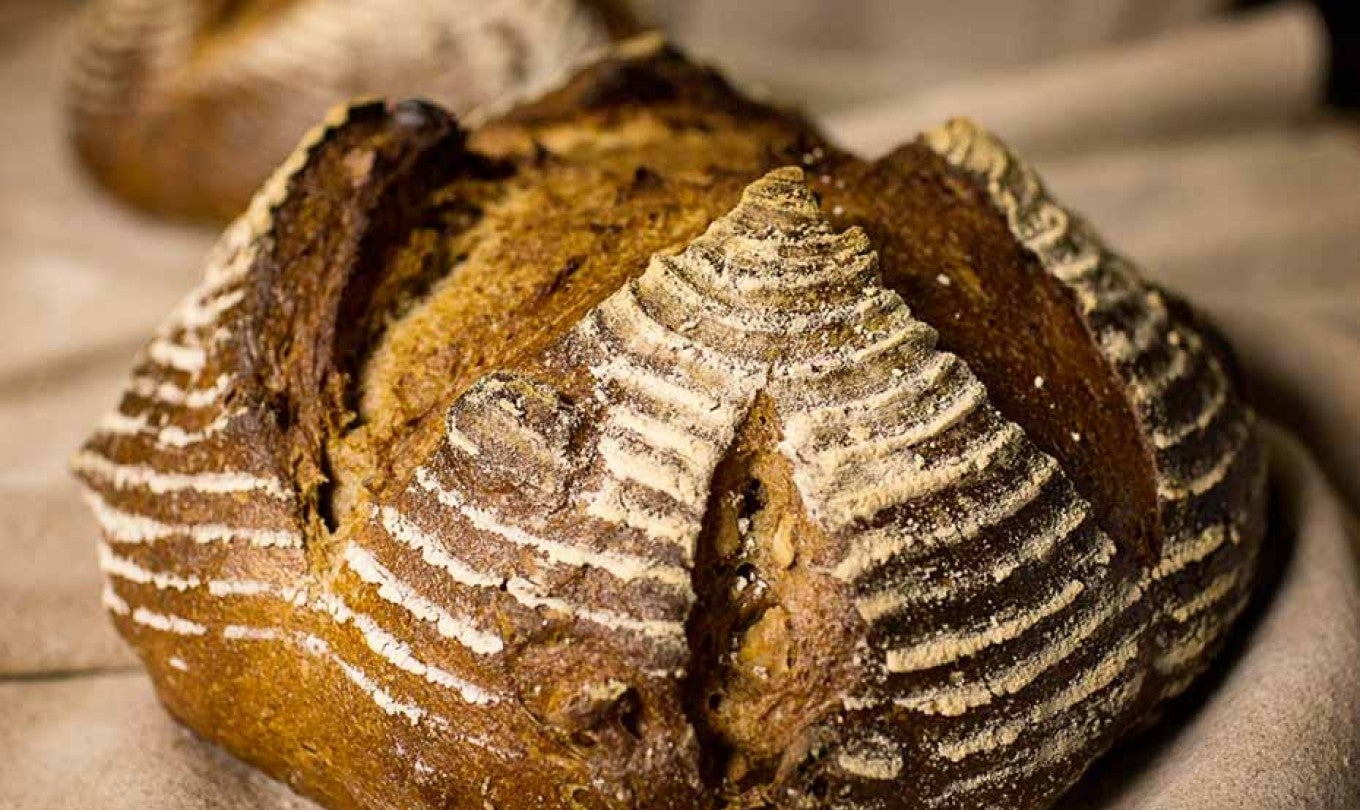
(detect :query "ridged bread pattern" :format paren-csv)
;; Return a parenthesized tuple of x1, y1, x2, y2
(922, 120, 1267, 702)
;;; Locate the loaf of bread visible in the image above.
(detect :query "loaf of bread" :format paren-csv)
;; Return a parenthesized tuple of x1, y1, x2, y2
(73, 37, 1267, 810)
(67, 0, 636, 221)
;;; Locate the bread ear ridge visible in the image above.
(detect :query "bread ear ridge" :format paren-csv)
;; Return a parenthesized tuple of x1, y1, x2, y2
(73, 99, 468, 584)
(915, 118, 1265, 693)
(66, 104, 392, 615)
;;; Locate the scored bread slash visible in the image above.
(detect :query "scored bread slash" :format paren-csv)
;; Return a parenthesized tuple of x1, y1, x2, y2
(72, 37, 1265, 810)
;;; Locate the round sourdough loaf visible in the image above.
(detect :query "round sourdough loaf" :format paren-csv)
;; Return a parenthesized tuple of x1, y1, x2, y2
(73, 37, 1268, 810)
(66, 0, 636, 221)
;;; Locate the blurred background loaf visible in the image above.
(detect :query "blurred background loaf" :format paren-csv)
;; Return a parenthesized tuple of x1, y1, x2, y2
(67, 0, 638, 220)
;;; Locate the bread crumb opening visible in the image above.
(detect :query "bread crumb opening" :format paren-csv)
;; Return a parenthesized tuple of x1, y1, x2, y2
(684, 395, 859, 804)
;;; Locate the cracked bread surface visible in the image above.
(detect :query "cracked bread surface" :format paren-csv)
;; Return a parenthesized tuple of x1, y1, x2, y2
(73, 39, 1266, 810)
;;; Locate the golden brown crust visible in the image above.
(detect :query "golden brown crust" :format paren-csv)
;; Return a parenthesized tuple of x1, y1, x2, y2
(73, 42, 1266, 810)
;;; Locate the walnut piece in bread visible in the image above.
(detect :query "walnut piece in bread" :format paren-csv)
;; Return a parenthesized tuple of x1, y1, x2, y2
(73, 39, 1266, 810)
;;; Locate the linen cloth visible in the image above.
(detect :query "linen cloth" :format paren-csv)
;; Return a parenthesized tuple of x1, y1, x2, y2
(2, 2, 1358, 807)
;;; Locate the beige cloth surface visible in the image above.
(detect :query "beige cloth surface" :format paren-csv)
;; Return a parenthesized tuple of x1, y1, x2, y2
(2, 3, 1359, 808)
(647, 0, 1233, 114)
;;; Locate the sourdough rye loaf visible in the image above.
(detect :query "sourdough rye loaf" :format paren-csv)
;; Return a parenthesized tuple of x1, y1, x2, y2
(67, 0, 637, 221)
(72, 38, 1267, 810)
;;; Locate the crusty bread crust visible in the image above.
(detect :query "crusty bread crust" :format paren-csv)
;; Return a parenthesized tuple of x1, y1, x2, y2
(73, 40, 1266, 810)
